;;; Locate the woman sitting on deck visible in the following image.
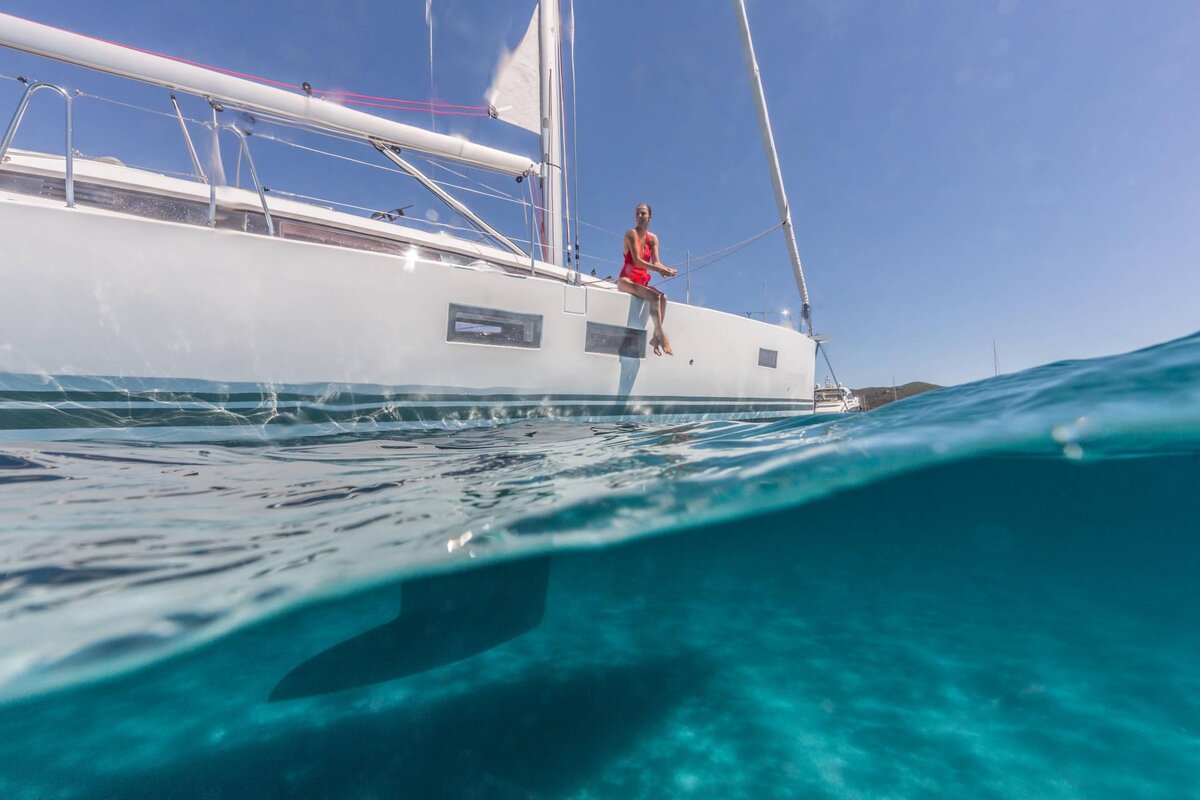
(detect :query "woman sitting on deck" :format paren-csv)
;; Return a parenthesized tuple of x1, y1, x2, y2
(618, 203, 678, 356)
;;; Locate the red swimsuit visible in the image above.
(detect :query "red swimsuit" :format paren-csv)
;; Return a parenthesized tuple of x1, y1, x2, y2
(620, 235, 654, 287)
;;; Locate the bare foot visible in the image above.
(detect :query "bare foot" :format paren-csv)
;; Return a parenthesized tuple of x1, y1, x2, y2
(650, 335, 663, 356)
(660, 334, 674, 356)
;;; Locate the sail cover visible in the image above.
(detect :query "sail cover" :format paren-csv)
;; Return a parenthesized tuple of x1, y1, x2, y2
(486, 8, 540, 134)
(0, 12, 537, 176)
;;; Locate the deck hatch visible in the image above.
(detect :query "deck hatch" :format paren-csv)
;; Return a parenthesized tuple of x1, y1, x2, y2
(584, 322, 645, 358)
(447, 304, 542, 348)
(758, 348, 778, 368)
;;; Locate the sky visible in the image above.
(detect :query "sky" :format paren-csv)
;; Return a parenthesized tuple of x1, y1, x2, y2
(0, 0, 1197, 388)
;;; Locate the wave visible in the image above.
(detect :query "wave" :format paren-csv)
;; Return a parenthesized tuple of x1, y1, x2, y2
(0, 331, 1197, 703)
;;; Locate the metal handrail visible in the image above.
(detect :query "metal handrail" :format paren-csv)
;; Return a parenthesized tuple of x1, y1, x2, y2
(0, 80, 273, 233)
(0, 80, 75, 207)
(208, 123, 274, 236)
(170, 92, 206, 184)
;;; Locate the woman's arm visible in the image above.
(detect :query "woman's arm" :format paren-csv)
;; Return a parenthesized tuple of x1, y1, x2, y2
(647, 234, 677, 277)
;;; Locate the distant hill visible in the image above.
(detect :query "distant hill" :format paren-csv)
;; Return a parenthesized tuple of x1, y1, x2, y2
(853, 382, 941, 411)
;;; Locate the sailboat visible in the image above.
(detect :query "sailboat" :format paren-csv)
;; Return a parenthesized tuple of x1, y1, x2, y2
(0, 2, 819, 437)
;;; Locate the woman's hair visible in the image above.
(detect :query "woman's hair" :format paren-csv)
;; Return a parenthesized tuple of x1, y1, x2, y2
(636, 202, 653, 216)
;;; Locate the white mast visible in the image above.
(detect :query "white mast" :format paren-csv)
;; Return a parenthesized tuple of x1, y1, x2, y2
(731, 0, 812, 334)
(0, 13, 537, 177)
(538, 0, 565, 266)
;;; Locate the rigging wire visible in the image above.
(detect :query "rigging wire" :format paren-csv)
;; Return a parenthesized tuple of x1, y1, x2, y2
(657, 222, 782, 279)
(77, 91, 207, 125)
(815, 341, 842, 389)
(423, 159, 530, 204)
(576, 217, 623, 240)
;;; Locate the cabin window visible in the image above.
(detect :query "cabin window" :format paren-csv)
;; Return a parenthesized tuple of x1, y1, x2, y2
(447, 304, 542, 348)
(585, 322, 646, 358)
(278, 220, 411, 255)
(758, 348, 778, 368)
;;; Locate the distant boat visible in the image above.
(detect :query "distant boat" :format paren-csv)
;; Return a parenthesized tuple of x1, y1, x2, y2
(813, 380, 862, 414)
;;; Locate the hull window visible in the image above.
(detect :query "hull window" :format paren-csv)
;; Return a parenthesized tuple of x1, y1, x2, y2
(585, 323, 646, 359)
(758, 348, 778, 368)
(447, 304, 543, 349)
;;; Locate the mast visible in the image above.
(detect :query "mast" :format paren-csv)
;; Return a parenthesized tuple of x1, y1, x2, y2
(538, 0, 565, 266)
(731, 0, 812, 334)
(0, 13, 537, 177)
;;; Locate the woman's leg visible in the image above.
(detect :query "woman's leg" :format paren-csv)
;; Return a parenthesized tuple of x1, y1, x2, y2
(619, 279, 672, 356)
(653, 290, 673, 355)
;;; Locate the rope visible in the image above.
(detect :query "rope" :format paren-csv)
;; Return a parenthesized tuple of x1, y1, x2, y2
(530, 175, 547, 261)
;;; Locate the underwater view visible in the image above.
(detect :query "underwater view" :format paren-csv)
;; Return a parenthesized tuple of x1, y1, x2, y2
(1, 332, 1198, 799)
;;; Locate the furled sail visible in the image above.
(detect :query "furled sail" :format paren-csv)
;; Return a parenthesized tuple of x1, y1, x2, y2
(0, 13, 537, 176)
(486, 8, 540, 134)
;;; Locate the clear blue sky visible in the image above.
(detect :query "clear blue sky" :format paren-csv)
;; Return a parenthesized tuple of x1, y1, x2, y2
(1, 0, 1197, 387)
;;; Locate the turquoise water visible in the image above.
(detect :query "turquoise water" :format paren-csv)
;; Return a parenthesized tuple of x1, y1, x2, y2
(1, 333, 1198, 798)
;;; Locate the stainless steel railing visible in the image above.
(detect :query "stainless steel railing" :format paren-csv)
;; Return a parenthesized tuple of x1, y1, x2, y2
(0, 81, 275, 236)
(0, 80, 75, 207)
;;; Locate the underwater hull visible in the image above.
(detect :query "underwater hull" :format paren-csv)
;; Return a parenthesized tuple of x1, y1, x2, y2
(0, 197, 815, 433)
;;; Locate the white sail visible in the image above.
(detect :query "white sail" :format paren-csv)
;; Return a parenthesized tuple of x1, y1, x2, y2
(486, 8, 541, 134)
(0, 13, 537, 177)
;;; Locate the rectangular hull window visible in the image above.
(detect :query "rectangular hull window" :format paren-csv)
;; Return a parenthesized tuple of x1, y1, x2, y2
(758, 348, 778, 368)
(448, 304, 542, 348)
(585, 322, 646, 359)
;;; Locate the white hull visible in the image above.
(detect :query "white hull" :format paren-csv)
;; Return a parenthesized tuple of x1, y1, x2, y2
(813, 386, 862, 415)
(0, 157, 815, 434)
(813, 401, 860, 414)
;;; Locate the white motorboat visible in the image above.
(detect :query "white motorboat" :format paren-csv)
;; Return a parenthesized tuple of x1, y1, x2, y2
(0, 3, 821, 437)
(813, 380, 863, 414)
